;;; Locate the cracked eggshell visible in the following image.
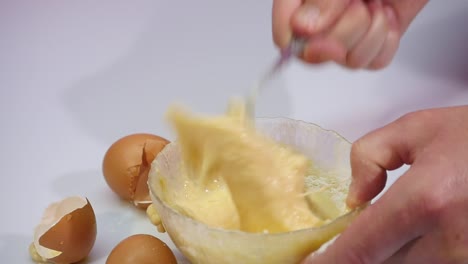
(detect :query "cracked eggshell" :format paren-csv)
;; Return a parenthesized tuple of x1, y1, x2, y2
(106, 234, 177, 264)
(102, 133, 170, 209)
(32, 196, 97, 264)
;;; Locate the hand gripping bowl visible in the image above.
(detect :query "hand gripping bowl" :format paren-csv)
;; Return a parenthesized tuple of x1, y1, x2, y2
(148, 117, 362, 264)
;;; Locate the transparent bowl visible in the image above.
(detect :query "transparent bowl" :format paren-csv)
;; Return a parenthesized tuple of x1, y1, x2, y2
(148, 117, 360, 264)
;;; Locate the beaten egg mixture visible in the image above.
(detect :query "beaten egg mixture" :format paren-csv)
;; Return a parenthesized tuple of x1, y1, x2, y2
(161, 99, 338, 234)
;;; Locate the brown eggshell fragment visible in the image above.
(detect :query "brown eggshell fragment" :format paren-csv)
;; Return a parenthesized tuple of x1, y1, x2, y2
(32, 196, 97, 264)
(102, 133, 170, 209)
(133, 164, 152, 209)
(106, 234, 177, 264)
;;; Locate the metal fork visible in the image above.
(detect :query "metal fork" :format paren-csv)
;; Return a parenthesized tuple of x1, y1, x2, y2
(246, 37, 307, 117)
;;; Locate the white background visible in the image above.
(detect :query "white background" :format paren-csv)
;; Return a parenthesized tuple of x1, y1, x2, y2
(1, 1, 467, 263)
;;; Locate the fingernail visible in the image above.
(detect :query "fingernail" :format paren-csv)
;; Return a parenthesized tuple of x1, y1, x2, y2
(346, 196, 359, 208)
(346, 180, 360, 208)
(297, 5, 320, 31)
(301, 235, 337, 263)
(301, 250, 323, 264)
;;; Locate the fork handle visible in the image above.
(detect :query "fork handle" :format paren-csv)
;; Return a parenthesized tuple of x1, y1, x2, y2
(281, 37, 308, 60)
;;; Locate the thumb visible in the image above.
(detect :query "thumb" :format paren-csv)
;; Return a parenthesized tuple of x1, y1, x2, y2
(291, 0, 351, 36)
(347, 111, 436, 208)
(301, 171, 426, 264)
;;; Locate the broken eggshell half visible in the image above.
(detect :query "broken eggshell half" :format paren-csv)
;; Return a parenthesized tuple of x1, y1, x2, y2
(30, 196, 97, 264)
(102, 133, 170, 209)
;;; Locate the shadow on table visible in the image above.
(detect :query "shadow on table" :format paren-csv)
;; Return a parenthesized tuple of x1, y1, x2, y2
(50, 170, 186, 262)
(0, 215, 133, 264)
(87, 210, 135, 262)
(0, 233, 96, 263)
(51, 171, 145, 262)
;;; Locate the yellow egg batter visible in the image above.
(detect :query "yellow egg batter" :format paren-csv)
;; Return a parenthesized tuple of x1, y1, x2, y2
(163, 99, 337, 234)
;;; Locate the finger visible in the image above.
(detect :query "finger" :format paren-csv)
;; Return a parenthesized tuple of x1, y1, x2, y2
(347, 1, 389, 68)
(383, 0, 429, 34)
(399, 234, 449, 264)
(347, 109, 433, 208)
(383, 232, 452, 264)
(301, 1, 373, 66)
(384, 196, 468, 264)
(382, 238, 419, 264)
(348, 110, 439, 208)
(291, 0, 351, 36)
(368, 6, 400, 70)
(300, 1, 370, 65)
(347, 122, 410, 207)
(302, 170, 428, 264)
(367, 0, 428, 69)
(327, 1, 371, 51)
(302, 36, 347, 64)
(272, 0, 302, 48)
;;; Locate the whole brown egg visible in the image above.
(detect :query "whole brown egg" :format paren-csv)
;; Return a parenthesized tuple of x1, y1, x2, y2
(102, 133, 170, 209)
(106, 234, 177, 264)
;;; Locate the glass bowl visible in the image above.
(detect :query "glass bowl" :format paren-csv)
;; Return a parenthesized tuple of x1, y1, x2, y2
(148, 117, 360, 264)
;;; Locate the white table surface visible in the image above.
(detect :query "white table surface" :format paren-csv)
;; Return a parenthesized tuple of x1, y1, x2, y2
(1, 1, 467, 263)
